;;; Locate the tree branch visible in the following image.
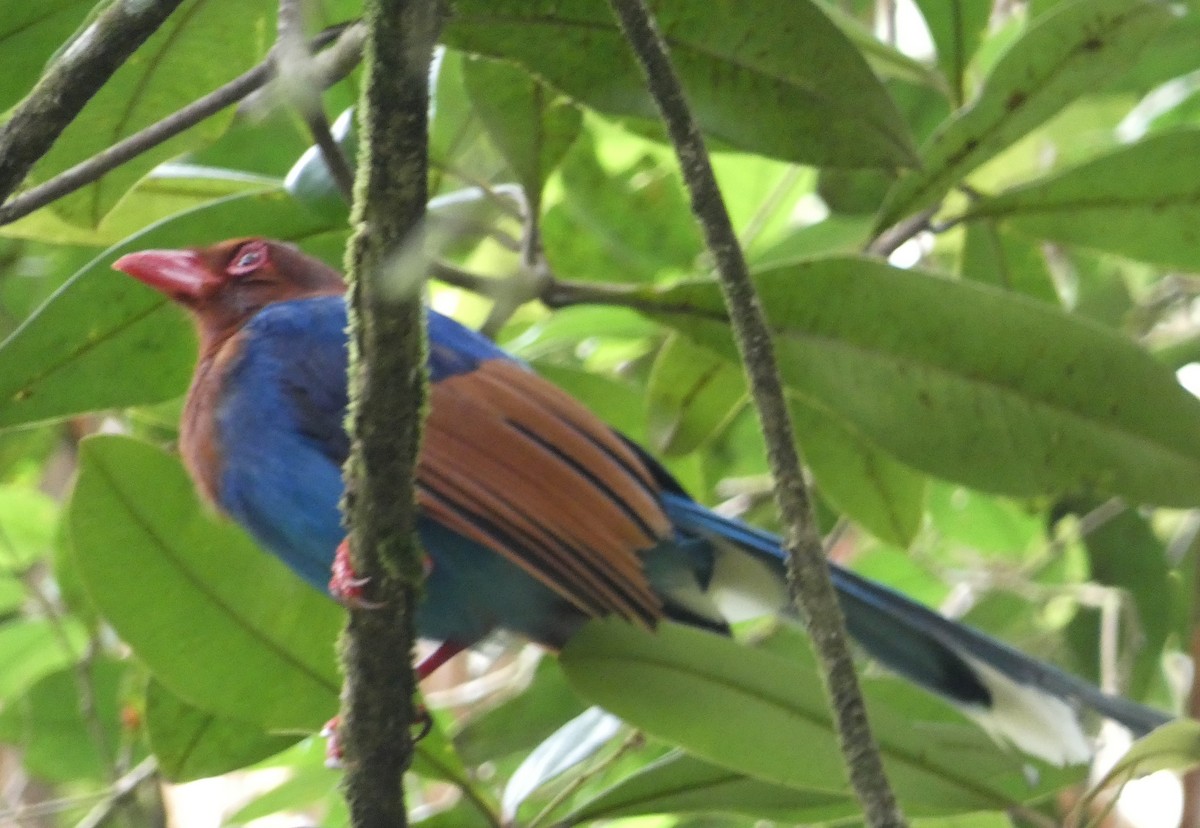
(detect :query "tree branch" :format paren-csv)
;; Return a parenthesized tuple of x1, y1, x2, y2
(0, 0, 186, 204)
(0, 23, 363, 228)
(602, 1, 907, 825)
(339, 0, 441, 825)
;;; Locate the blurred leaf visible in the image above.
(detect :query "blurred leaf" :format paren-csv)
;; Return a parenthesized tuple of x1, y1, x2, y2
(284, 108, 356, 225)
(445, 0, 916, 169)
(648, 256, 1200, 507)
(0, 189, 342, 430)
(461, 56, 582, 216)
(454, 656, 589, 766)
(1081, 720, 1200, 809)
(0, 3, 96, 113)
(926, 484, 1042, 556)
(561, 620, 1076, 815)
(0, 659, 128, 782)
(566, 751, 858, 824)
(646, 334, 745, 456)
(789, 395, 926, 547)
(502, 707, 622, 822)
(69, 436, 342, 730)
(31, 0, 275, 227)
(542, 132, 702, 285)
(965, 129, 1200, 271)
(913, 0, 992, 105)
(0, 483, 59, 571)
(0, 618, 87, 704)
(146, 678, 298, 781)
(877, 0, 1173, 228)
(960, 220, 1059, 304)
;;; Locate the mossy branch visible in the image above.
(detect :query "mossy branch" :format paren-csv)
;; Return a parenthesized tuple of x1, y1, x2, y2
(602, 0, 907, 825)
(338, 0, 442, 824)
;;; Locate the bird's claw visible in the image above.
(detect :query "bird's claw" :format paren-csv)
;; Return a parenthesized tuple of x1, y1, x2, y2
(329, 539, 384, 609)
(320, 705, 432, 769)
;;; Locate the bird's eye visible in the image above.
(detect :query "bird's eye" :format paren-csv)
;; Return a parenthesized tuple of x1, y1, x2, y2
(227, 242, 268, 277)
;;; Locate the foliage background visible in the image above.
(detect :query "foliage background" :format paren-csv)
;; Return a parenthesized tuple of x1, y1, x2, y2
(1, 0, 1200, 825)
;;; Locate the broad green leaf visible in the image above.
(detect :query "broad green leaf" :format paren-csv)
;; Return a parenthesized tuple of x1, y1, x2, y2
(31, 0, 276, 227)
(461, 56, 582, 216)
(146, 678, 299, 781)
(0, 189, 342, 430)
(913, 0, 992, 105)
(445, 0, 916, 169)
(926, 484, 1043, 557)
(647, 256, 1200, 507)
(0, 2, 96, 114)
(561, 620, 1077, 814)
(69, 436, 342, 730)
(566, 751, 859, 824)
(0, 483, 59, 571)
(876, 0, 1174, 229)
(963, 129, 1200, 271)
(960, 220, 1058, 304)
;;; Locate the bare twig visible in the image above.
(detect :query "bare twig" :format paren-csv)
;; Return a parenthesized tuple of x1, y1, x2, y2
(73, 756, 158, 828)
(277, 0, 356, 203)
(0, 24, 363, 227)
(0, 0, 185, 204)
(602, 0, 906, 825)
(338, 0, 442, 825)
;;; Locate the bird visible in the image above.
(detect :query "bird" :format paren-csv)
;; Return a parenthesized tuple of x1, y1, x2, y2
(113, 237, 1171, 765)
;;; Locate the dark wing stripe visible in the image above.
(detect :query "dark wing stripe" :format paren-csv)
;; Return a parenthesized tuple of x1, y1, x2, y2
(468, 362, 670, 543)
(488, 362, 663, 493)
(420, 438, 646, 622)
(420, 372, 665, 625)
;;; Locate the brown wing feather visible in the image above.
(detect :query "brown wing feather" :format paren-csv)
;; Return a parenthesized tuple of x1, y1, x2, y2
(418, 360, 670, 628)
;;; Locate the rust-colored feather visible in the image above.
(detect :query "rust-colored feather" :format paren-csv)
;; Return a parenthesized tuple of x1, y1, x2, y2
(418, 360, 669, 627)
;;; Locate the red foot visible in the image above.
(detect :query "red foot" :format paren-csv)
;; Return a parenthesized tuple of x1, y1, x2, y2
(329, 539, 383, 609)
(321, 716, 344, 768)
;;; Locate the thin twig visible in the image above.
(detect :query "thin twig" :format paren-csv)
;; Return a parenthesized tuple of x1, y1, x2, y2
(0, 0, 186, 204)
(866, 205, 938, 258)
(602, 0, 907, 825)
(0, 24, 362, 227)
(73, 756, 158, 828)
(277, 0, 356, 203)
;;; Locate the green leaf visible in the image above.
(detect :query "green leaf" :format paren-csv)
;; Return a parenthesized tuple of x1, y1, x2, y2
(912, 0, 992, 105)
(31, 0, 276, 227)
(68, 436, 342, 731)
(560, 620, 1077, 815)
(960, 220, 1059, 304)
(0, 660, 129, 783)
(0, 2, 96, 113)
(0, 618, 87, 704)
(0, 189, 343, 430)
(445, 0, 916, 169)
(566, 751, 858, 824)
(0, 483, 60, 572)
(646, 334, 745, 456)
(1082, 720, 1200, 807)
(963, 129, 1200, 271)
(788, 394, 926, 547)
(461, 56, 582, 216)
(877, 0, 1174, 228)
(146, 678, 299, 782)
(647, 256, 1200, 506)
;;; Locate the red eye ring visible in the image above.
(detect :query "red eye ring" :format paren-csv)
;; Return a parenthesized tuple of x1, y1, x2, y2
(227, 241, 269, 276)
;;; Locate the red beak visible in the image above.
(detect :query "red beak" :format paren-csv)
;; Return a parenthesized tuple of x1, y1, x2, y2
(112, 249, 220, 301)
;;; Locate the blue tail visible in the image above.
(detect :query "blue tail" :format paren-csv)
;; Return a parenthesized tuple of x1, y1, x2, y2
(660, 492, 1171, 762)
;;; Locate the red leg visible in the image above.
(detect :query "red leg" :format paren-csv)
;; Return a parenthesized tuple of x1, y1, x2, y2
(417, 641, 466, 680)
(329, 539, 384, 609)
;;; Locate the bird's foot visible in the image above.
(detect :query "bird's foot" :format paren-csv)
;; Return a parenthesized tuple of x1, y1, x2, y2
(329, 539, 384, 609)
(320, 704, 434, 769)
